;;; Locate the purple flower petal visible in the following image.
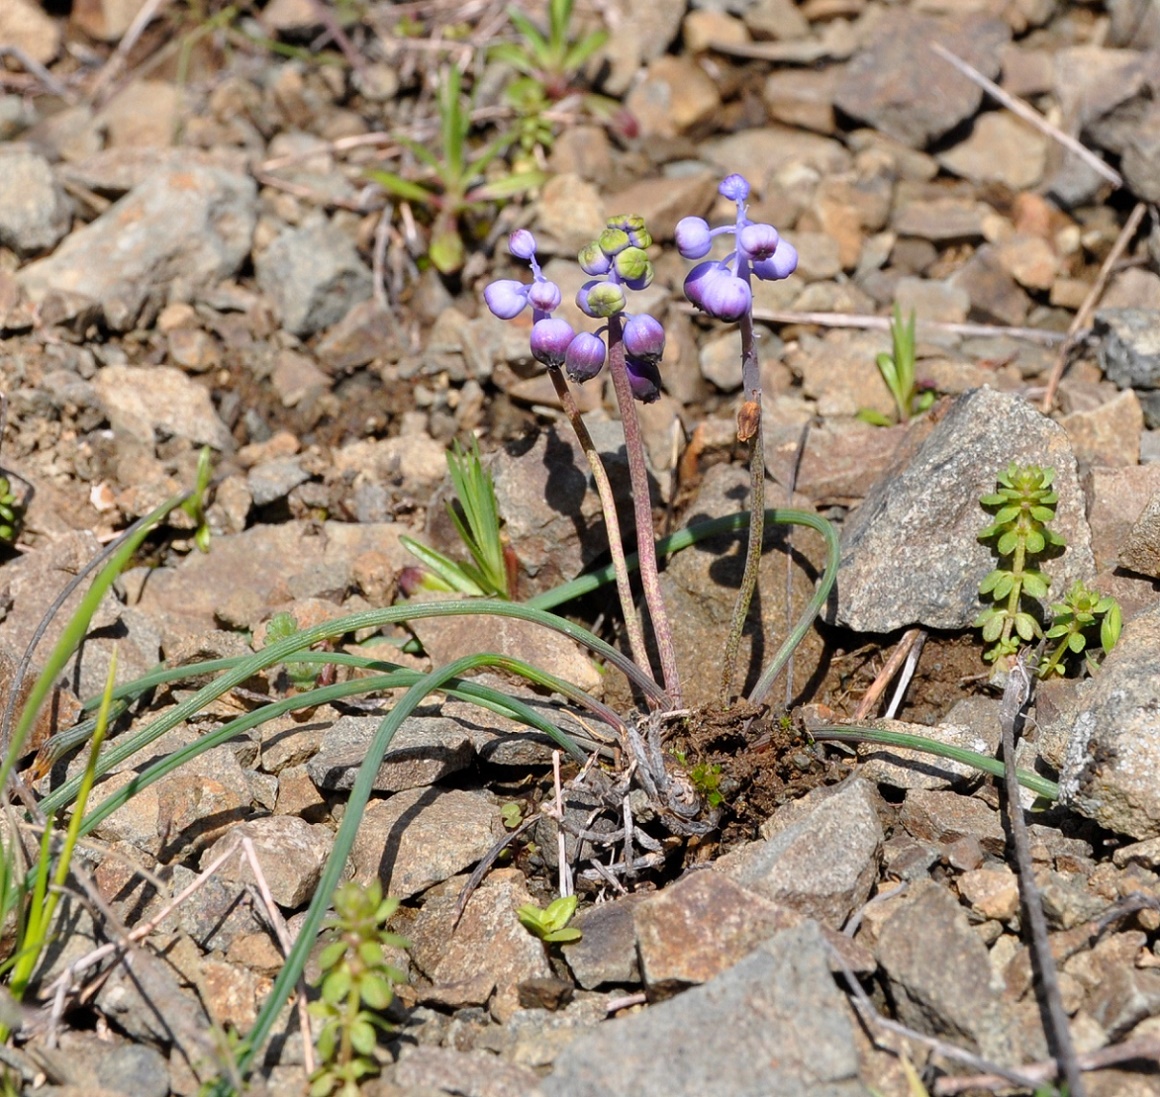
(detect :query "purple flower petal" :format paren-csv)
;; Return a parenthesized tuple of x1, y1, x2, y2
(527, 279, 562, 312)
(530, 317, 576, 369)
(623, 314, 665, 365)
(752, 239, 798, 281)
(509, 229, 537, 260)
(683, 260, 726, 312)
(699, 272, 751, 321)
(484, 279, 529, 320)
(564, 331, 606, 383)
(625, 356, 663, 403)
(738, 222, 779, 261)
(718, 174, 751, 203)
(674, 216, 712, 260)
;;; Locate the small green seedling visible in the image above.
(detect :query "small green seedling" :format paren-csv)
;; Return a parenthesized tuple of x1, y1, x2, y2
(975, 463, 1063, 665)
(1041, 579, 1121, 678)
(975, 463, 1120, 675)
(500, 801, 525, 829)
(367, 66, 545, 274)
(401, 438, 512, 598)
(517, 894, 582, 944)
(0, 475, 24, 548)
(264, 611, 319, 691)
(308, 880, 408, 1097)
(672, 749, 725, 809)
(858, 305, 935, 426)
(491, 0, 609, 101)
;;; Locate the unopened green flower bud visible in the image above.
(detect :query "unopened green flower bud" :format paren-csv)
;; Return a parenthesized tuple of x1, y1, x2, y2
(578, 242, 612, 275)
(609, 214, 652, 250)
(584, 281, 627, 317)
(598, 227, 630, 257)
(614, 246, 653, 288)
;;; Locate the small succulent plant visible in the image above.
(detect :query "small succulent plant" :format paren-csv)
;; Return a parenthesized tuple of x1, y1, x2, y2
(975, 463, 1120, 676)
(308, 880, 408, 1097)
(517, 894, 582, 944)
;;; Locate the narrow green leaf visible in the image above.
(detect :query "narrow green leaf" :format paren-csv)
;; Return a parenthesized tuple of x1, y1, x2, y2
(471, 170, 548, 202)
(366, 169, 435, 205)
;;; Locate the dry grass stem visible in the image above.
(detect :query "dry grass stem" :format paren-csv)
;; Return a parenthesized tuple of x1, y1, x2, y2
(240, 838, 314, 1076)
(854, 629, 924, 720)
(929, 43, 1123, 189)
(1041, 201, 1150, 412)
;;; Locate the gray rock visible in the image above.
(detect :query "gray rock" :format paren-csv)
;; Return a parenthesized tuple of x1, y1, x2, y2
(899, 788, 1006, 856)
(856, 715, 999, 791)
(657, 462, 830, 707)
(307, 714, 474, 793)
(255, 216, 372, 337)
(717, 778, 882, 928)
(1097, 308, 1160, 390)
(876, 880, 1014, 1063)
(950, 244, 1033, 327)
(1084, 464, 1160, 572)
(831, 387, 1094, 632)
(17, 163, 256, 330)
(634, 870, 800, 996)
(93, 1043, 169, 1097)
(936, 112, 1047, 191)
(563, 894, 646, 989)
(393, 1045, 541, 1097)
(541, 921, 865, 1097)
(407, 869, 553, 1022)
(833, 10, 1010, 149)
(600, 0, 686, 96)
(162, 865, 267, 952)
(1121, 489, 1160, 578)
(94, 363, 232, 450)
(245, 454, 311, 506)
(349, 787, 502, 900)
(0, 146, 71, 256)
(133, 519, 416, 642)
(1060, 388, 1143, 467)
(199, 815, 333, 909)
(1058, 602, 1160, 839)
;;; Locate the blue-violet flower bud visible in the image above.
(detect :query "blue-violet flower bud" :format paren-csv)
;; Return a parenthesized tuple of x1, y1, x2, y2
(684, 262, 751, 321)
(674, 216, 712, 260)
(530, 317, 575, 370)
(509, 229, 537, 261)
(752, 240, 798, 281)
(578, 242, 612, 276)
(527, 279, 562, 312)
(578, 280, 627, 318)
(623, 314, 665, 365)
(564, 331, 606, 383)
(484, 279, 529, 320)
(739, 222, 779, 261)
(625, 357, 663, 403)
(718, 174, 750, 202)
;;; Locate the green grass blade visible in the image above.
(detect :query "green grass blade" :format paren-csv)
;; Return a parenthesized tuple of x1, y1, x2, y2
(365, 168, 435, 205)
(0, 490, 198, 801)
(747, 509, 840, 706)
(230, 652, 558, 1082)
(41, 600, 644, 816)
(808, 725, 1059, 800)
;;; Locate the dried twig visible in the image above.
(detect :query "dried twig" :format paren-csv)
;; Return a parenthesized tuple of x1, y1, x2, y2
(883, 630, 926, 721)
(934, 1038, 1160, 1094)
(1041, 201, 1149, 413)
(696, 304, 1068, 346)
(0, 46, 77, 102)
(831, 939, 1049, 1091)
(999, 653, 1085, 1097)
(88, 0, 171, 103)
(929, 43, 1122, 188)
(854, 629, 924, 721)
(240, 838, 314, 1076)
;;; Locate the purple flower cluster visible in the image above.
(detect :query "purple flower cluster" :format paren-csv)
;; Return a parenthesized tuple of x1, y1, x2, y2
(483, 218, 667, 403)
(676, 174, 797, 321)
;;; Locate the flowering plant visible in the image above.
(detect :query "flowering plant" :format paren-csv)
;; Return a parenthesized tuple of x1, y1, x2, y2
(676, 174, 798, 699)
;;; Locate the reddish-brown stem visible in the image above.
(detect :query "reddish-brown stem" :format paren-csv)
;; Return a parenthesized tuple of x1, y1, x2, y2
(547, 368, 654, 683)
(721, 310, 764, 700)
(605, 315, 682, 705)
